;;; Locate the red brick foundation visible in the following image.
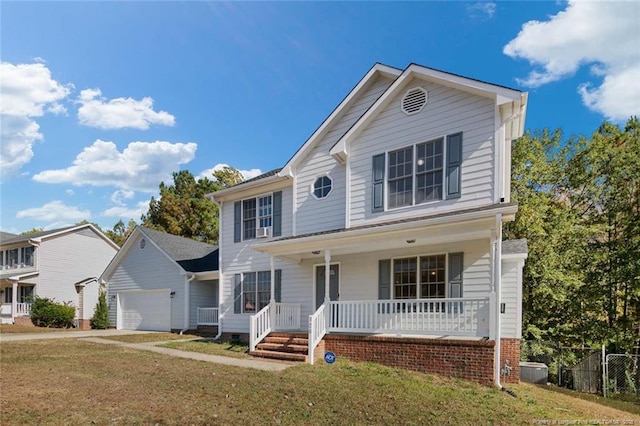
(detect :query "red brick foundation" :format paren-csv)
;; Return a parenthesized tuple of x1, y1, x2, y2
(499, 338, 520, 384)
(220, 332, 249, 343)
(13, 316, 34, 326)
(324, 334, 496, 385)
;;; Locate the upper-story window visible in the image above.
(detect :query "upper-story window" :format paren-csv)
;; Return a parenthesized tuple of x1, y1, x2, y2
(234, 192, 282, 242)
(21, 247, 35, 267)
(313, 176, 332, 199)
(0, 246, 35, 269)
(372, 132, 462, 212)
(7, 249, 18, 267)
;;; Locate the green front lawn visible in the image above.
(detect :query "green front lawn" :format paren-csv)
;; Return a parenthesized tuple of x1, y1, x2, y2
(1, 338, 637, 425)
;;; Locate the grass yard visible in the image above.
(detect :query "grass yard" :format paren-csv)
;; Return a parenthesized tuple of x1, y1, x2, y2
(1, 339, 638, 425)
(160, 339, 251, 359)
(0, 324, 75, 334)
(97, 332, 202, 344)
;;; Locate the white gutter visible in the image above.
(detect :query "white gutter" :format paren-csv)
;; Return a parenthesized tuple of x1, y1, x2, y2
(180, 274, 196, 335)
(493, 213, 503, 389)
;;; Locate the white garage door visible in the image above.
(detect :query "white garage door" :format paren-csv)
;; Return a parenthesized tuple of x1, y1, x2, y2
(119, 289, 171, 331)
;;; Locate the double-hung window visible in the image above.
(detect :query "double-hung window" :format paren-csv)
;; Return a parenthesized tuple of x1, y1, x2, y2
(372, 133, 462, 212)
(235, 193, 281, 242)
(393, 254, 446, 300)
(235, 270, 281, 314)
(20, 247, 34, 267)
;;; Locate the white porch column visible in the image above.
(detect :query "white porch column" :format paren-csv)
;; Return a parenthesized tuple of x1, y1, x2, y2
(489, 232, 497, 340)
(324, 250, 331, 303)
(270, 255, 275, 303)
(11, 280, 18, 321)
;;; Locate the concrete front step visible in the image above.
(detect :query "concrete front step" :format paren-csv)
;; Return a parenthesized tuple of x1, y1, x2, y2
(251, 349, 308, 362)
(257, 342, 309, 353)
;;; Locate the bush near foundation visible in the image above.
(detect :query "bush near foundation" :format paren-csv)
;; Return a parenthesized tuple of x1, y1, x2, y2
(30, 296, 75, 328)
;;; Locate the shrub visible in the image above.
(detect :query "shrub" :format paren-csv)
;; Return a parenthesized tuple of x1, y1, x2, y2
(90, 291, 110, 329)
(30, 296, 75, 328)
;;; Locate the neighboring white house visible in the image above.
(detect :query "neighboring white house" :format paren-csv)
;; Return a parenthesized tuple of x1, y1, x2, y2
(100, 226, 219, 332)
(0, 224, 119, 329)
(208, 63, 529, 386)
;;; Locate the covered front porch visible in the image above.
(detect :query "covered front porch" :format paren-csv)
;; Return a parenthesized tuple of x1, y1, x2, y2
(0, 272, 38, 325)
(247, 205, 516, 372)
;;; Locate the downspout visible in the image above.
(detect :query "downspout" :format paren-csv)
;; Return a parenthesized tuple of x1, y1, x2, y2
(180, 274, 196, 335)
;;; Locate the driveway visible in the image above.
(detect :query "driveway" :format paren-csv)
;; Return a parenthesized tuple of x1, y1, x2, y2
(0, 329, 157, 343)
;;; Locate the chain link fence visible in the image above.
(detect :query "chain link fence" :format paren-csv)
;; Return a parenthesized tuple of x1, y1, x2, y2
(605, 354, 640, 402)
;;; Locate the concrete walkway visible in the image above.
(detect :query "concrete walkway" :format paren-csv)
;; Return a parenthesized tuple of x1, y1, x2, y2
(0, 329, 158, 343)
(1, 330, 293, 372)
(81, 337, 292, 372)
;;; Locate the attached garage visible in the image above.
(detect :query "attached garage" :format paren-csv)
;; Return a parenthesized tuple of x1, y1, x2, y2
(118, 289, 171, 331)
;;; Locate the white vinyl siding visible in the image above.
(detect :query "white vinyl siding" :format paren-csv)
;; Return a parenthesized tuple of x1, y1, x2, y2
(349, 79, 496, 225)
(106, 233, 185, 330)
(295, 75, 394, 235)
(36, 230, 117, 319)
(500, 260, 523, 339)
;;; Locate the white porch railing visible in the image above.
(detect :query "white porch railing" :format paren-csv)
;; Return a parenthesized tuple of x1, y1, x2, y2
(197, 307, 219, 325)
(250, 304, 272, 352)
(308, 302, 328, 365)
(16, 303, 31, 315)
(327, 298, 490, 336)
(250, 302, 302, 351)
(273, 303, 301, 330)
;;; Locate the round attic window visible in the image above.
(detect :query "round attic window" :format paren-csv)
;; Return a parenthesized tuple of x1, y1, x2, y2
(313, 176, 332, 199)
(139, 238, 146, 249)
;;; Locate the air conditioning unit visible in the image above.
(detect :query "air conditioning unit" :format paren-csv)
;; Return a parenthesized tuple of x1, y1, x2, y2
(256, 227, 270, 239)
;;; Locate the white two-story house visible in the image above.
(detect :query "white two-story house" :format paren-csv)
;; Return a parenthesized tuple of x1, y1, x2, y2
(0, 224, 119, 328)
(209, 63, 528, 386)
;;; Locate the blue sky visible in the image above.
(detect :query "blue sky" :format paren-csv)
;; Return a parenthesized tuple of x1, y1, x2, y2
(1, 1, 638, 234)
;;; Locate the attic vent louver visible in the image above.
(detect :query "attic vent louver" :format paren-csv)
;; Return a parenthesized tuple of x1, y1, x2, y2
(401, 87, 427, 115)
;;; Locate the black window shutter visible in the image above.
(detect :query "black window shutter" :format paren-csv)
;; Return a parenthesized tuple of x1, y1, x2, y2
(446, 132, 463, 199)
(233, 201, 242, 243)
(448, 252, 464, 298)
(233, 274, 242, 314)
(378, 259, 391, 299)
(272, 191, 282, 237)
(274, 269, 282, 303)
(372, 154, 385, 212)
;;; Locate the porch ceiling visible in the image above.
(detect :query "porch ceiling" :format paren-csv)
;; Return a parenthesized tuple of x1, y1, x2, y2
(254, 205, 514, 261)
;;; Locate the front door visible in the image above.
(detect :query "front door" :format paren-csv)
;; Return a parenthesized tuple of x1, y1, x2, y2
(315, 264, 339, 309)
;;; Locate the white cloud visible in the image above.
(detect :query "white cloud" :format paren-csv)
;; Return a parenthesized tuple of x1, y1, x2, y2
(77, 88, 175, 130)
(16, 200, 90, 222)
(467, 2, 496, 20)
(32, 139, 197, 192)
(65, 189, 75, 196)
(0, 62, 72, 180)
(504, 0, 640, 121)
(110, 189, 135, 205)
(199, 163, 263, 182)
(102, 201, 148, 219)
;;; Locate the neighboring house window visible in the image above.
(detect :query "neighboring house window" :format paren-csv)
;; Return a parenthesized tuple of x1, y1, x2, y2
(313, 176, 332, 199)
(3, 287, 12, 304)
(236, 270, 280, 313)
(19, 286, 34, 303)
(393, 254, 446, 299)
(0, 250, 4, 269)
(7, 249, 18, 267)
(235, 192, 282, 242)
(372, 133, 462, 212)
(20, 247, 35, 267)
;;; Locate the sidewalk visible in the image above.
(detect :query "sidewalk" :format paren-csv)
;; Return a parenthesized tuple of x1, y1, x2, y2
(81, 337, 292, 372)
(0, 329, 158, 342)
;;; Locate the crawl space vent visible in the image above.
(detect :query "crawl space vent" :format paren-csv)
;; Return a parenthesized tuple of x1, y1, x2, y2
(401, 87, 428, 115)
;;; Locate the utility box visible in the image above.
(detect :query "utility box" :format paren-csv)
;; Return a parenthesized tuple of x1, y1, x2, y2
(520, 362, 548, 385)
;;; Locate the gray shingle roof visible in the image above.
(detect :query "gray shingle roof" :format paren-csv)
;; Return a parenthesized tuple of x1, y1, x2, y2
(0, 225, 79, 245)
(138, 227, 218, 273)
(502, 239, 528, 255)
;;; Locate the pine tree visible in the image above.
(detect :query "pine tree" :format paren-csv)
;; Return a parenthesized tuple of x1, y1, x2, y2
(90, 291, 110, 329)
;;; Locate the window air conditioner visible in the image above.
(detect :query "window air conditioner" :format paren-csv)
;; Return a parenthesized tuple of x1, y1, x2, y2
(256, 227, 270, 239)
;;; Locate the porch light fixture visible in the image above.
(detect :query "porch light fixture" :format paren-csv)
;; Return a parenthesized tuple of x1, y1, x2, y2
(109, 295, 116, 302)
(406, 239, 416, 244)
(170, 291, 176, 298)
(312, 250, 321, 255)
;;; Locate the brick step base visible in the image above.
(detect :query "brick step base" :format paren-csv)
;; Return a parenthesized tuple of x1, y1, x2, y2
(250, 349, 307, 362)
